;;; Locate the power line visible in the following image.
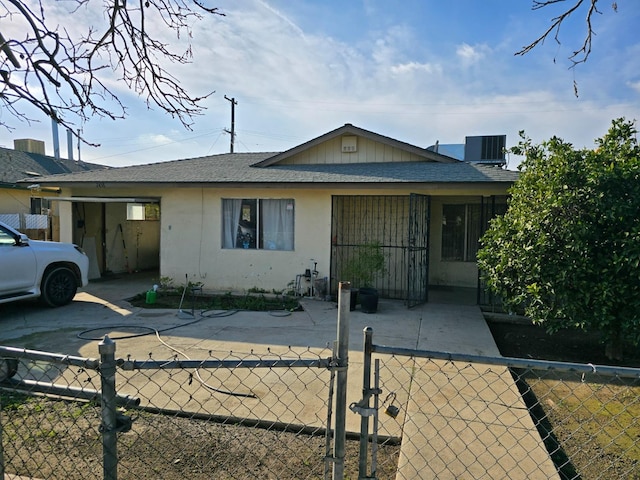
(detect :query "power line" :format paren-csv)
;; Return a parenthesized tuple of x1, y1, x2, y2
(87, 130, 224, 161)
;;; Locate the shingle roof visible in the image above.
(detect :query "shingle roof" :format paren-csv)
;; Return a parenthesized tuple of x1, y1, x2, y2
(0, 146, 107, 186)
(254, 123, 458, 166)
(23, 151, 519, 186)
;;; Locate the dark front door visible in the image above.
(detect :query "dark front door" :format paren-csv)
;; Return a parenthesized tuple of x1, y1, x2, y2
(407, 193, 430, 307)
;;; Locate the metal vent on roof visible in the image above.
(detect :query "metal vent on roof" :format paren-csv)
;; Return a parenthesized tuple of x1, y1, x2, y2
(341, 136, 357, 153)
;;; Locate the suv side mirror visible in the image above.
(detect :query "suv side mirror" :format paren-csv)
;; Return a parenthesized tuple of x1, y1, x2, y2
(17, 233, 30, 246)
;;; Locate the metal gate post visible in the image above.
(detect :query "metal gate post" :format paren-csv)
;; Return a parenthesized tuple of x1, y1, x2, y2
(99, 335, 118, 480)
(358, 326, 373, 477)
(333, 282, 351, 480)
(0, 390, 4, 478)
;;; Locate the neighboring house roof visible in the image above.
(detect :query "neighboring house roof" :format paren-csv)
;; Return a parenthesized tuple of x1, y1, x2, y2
(22, 152, 518, 187)
(0, 146, 107, 187)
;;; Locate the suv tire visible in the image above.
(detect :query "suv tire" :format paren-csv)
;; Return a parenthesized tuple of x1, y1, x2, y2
(41, 266, 78, 307)
(0, 358, 18, 381)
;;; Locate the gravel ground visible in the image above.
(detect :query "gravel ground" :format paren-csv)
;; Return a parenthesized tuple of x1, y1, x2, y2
(1, 393, 400, 480)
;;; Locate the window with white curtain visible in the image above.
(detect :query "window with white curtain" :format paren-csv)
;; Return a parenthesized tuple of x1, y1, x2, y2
(222, 198, 295, 250)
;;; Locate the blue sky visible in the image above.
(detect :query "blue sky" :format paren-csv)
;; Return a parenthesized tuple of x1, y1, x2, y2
(1, 0, 638, 168)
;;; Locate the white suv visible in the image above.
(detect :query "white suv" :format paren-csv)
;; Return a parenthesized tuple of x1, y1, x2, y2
(0, 220, 89, 306)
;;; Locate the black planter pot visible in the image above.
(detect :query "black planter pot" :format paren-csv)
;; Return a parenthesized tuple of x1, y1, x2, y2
(358, 287, 379, 314)
(350, 288, 358, 311)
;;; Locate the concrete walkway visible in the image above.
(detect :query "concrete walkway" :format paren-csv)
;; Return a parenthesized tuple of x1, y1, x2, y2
(0, 273, 558, 479)
(300, 299, 558, 479)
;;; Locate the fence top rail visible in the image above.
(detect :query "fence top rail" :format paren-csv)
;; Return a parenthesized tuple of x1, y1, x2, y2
(0, 344, 99, 370)
(119, 357, 333, 371)
(370, 344, 640, 379)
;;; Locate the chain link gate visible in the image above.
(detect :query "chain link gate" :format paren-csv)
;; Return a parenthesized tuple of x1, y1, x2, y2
(6, 299, 638, 478)
(353, 326, 640, 479)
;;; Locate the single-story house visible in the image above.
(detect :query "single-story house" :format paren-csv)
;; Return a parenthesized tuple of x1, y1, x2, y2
(1, 139, 106, 239)
(19, 124, 518, 305)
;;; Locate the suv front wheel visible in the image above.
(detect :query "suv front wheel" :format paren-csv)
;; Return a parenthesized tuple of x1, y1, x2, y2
(41, 266, 78, 307)
(0, 358, 18, 382)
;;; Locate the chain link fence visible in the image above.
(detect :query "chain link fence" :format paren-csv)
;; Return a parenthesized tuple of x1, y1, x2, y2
(2, 321, 640, 480)
(0, 343, 347, 480)
(353, 327, 640, 479)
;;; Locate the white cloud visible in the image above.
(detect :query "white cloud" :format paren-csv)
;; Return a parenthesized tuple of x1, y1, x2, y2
(1, 0, 637, 169)
(390, 62, 441, 75)
(139, 134, 174, 145)
(456, 43, 490, 66)
(627, 80, 640, 94)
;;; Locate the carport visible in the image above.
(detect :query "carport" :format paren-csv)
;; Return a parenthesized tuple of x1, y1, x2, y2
(45, 196, 161, 279)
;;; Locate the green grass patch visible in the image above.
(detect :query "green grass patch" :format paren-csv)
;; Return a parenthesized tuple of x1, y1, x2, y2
(129, 290, 301, 312)
(520, 370, 640, 477)
(0, 390, 31, 411)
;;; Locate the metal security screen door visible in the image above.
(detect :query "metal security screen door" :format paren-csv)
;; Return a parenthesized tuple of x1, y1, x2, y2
(331, 195, 430, 306)
(477, 195, 508, 306)
(407, 193, 430, 307)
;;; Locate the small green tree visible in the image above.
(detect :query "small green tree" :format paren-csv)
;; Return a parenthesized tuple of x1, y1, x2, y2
(478, 118, 640, 360)
(342, 242, 386, 288)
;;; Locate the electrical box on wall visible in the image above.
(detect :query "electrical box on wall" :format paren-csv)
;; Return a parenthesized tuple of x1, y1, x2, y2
(341, 136, 357, 153)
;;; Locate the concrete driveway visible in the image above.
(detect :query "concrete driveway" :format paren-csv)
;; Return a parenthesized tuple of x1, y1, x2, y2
(0, 272, 558, 479)
(0, 270, 503, 361)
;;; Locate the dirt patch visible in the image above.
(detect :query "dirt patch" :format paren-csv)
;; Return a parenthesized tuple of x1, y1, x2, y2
(488, 318, 640, 479)
(1, 393, 400, 479)
(487, 318, 640, 367)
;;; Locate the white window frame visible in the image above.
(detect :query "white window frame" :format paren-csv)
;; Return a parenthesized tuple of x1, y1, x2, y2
(222, 198, 295, 251)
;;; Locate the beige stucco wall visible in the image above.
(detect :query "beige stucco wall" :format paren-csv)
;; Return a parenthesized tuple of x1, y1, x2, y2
(160, 187, 333, 292)
(0, 188, 31, 214)
(53, 183, 507, 293)
(160, 186, 495, 292)
(58, 200, 74, 243)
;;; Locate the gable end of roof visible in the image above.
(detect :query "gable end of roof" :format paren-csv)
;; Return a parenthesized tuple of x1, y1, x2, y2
(252, 123, 457, 167)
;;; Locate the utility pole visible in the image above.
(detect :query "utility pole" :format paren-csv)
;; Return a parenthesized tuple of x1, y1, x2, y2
(224, 95, 237, 153)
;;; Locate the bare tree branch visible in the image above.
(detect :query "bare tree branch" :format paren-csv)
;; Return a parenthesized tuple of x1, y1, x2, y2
(516, 0, 615, 68)
(0, 0, 224, 145)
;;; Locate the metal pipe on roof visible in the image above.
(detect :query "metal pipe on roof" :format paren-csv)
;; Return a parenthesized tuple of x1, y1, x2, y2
(67, 129, 73, 161)
(51, 116, 60, 160)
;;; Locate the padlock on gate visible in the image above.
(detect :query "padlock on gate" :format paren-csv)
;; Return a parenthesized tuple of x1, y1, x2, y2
(383, 392, 399, 418)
